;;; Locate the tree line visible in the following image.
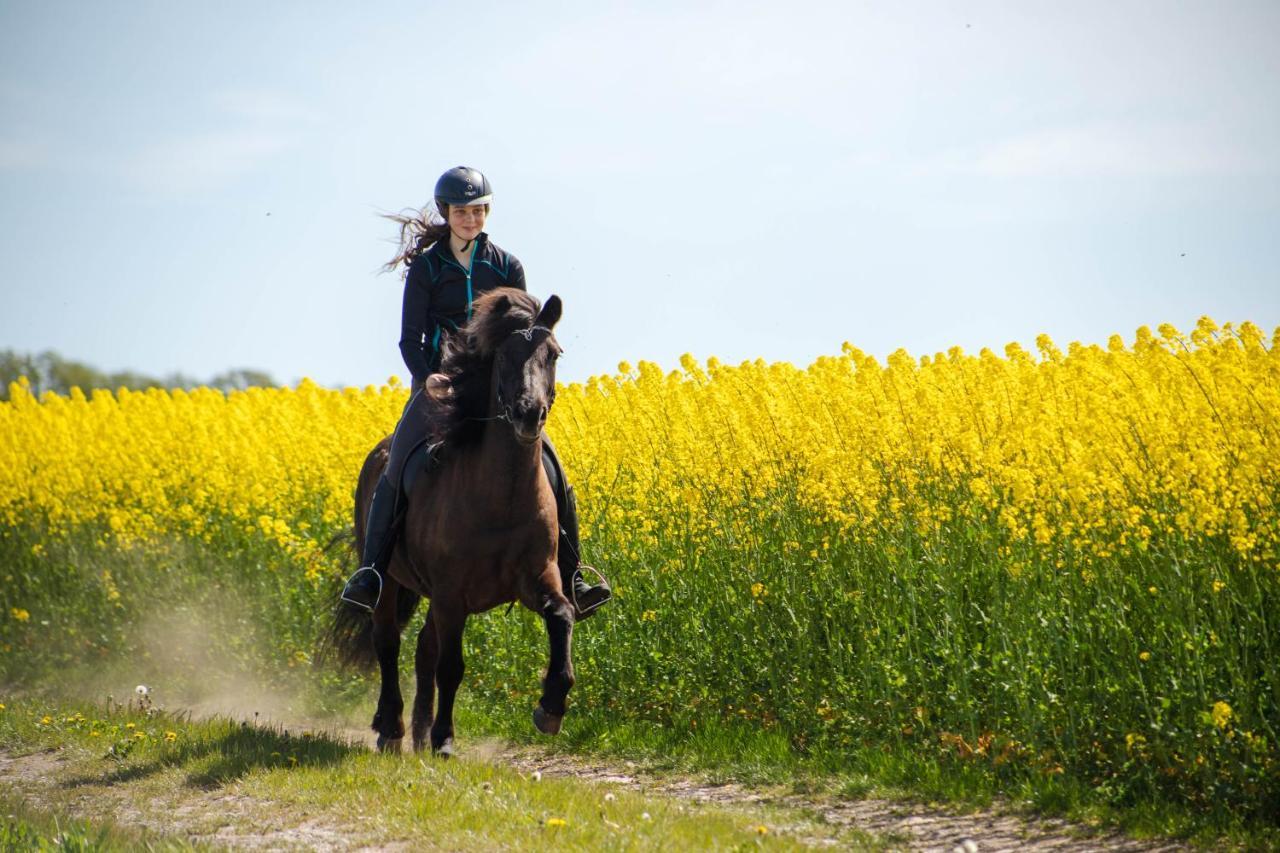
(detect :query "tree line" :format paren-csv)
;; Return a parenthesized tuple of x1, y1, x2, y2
(0, 349, 276, 401)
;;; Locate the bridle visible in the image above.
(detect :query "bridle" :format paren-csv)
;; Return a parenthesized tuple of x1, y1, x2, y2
(471, 325, 560, 424)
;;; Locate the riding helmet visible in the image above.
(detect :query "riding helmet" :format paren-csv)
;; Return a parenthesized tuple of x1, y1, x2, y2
(434, 166, 493, 209)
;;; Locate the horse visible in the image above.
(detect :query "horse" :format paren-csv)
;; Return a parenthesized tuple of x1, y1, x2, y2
(327, 288, 574, 756)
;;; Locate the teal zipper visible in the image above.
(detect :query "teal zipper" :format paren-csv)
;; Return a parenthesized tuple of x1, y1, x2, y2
(465, 239, 478, 320)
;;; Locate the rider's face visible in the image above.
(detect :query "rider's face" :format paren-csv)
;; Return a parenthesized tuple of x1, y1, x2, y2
(447, 204, 487, 241)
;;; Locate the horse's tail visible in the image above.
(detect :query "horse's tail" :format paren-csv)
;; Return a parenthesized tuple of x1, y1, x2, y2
(321, 582, 421, 671)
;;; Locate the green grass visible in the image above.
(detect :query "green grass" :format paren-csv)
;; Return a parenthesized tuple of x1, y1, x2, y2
(0, 791, 202, 851)
(2, 480, 1278, 848)
(0, 698, 872, 850)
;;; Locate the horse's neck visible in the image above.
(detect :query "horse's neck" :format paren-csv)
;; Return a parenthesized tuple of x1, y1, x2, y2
(474, 416, 543, 499)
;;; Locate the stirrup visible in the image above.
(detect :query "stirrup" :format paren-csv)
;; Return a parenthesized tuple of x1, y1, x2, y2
(340, 566, 383, 614)
(570, 565, 611, 619)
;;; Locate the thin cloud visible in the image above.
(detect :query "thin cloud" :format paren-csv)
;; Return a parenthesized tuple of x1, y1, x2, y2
(125, 129, 295, 194)
(921, 122, 1279, 179)
(210, 89, 320, 124)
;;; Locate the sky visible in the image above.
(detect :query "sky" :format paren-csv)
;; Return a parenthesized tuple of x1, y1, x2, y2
(1, 0, 1278, 387)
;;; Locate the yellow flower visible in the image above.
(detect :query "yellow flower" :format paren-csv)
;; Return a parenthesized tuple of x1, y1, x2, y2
(750, 582, 768, 600)
(1212, 580, 1226, 593)
(1138, 651, 1151, 661)
(1211, 701, 1233, 730)
(545, 817, 567, 828)
(753, 825, 769, 835)
(9, 608, 29, 623)
(164, 731, 177, 742)
(640, 610, 656, 622)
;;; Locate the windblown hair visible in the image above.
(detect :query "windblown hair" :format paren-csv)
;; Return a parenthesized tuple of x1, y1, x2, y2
(381, 204, 451, 272)
(428, 288, 542, 447)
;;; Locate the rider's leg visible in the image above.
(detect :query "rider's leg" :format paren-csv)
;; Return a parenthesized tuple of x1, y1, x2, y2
(340, 472, 398, 612)
(542, 439, 611, 620)
(341, 387, 431, 612)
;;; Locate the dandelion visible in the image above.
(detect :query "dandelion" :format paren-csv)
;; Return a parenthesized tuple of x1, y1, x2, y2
(530, 770, 542, 782)
(1139, 651, 1151, 661)
(165, 731, 177, 742)
(545, 818, 567, 828)
(10, 608, 29, 623)
(753, 824, 769, 835)
(603, 792, 616, 802)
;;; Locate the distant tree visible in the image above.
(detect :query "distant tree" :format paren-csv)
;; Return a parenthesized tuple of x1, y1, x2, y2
(0, 349, 277, 401)
(208, 368, 277, 392)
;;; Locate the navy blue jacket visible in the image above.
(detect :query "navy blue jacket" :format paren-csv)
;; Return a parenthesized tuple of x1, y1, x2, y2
(398, 232, 527, 383)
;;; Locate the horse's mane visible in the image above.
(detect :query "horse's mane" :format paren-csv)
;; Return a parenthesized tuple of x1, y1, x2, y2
(428, 287, 542, 447)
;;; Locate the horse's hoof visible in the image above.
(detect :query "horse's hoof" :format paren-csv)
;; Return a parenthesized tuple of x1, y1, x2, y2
(432, 738, 455, 759)
(533, 705, 563, 736)
(376, 736, 403, 753)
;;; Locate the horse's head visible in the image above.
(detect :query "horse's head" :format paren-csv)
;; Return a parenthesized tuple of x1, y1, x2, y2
(492, 295, 563, 445)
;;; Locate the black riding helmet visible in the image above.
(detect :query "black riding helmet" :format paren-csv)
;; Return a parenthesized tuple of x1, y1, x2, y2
(434, 166, 493, 210)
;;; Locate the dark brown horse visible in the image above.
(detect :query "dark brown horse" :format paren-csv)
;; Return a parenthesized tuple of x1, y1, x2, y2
(328, 288, 574, 755)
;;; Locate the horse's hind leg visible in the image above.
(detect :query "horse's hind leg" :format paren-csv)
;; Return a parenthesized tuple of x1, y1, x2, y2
(410, 605, 438, 753)
(533, 564, 575, 736)
(370, 579, 406, 752)
(428, 606, 467, 757)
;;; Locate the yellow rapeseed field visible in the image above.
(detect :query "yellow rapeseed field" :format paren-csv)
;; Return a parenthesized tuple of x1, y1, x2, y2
(4, 317, 1275, 575)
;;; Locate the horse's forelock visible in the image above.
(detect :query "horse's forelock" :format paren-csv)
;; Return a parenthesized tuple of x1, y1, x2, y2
(474, 292, 540, 356)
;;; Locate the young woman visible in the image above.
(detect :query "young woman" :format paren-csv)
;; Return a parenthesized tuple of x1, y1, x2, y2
(340, 166, 611, 620)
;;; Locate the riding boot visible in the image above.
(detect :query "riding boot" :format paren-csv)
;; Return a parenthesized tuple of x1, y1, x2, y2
(340, 474, 399, 613)
(559, 483, 611, 621)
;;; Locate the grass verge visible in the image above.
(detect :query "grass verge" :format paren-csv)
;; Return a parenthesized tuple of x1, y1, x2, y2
(0, 697, 877, 850)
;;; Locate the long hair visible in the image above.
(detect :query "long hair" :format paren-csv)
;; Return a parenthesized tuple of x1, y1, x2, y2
(381, 201, 492, 272)
(381, 204, 451, 272)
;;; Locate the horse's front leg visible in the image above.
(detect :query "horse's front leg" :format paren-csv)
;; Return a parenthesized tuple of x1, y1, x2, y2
(370, 578, 405, 752)
(410, 605, 438, 753)
(533, 563, 575, 736)
(428, 604, 467, 758)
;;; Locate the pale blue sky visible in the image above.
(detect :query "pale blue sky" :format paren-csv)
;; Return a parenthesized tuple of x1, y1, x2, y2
(2, 1, 1278, 387)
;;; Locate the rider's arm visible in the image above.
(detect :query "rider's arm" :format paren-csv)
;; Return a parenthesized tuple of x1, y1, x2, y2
(507, 255, 527, 292)
(398, 256, 435, 386)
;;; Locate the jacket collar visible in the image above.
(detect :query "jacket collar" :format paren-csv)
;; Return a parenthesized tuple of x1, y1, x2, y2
(430, 231, 489, 270)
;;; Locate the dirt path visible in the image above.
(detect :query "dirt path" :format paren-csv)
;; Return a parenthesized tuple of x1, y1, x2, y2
(2, 721, 1189, 852)
(477, 742, 1186, 853)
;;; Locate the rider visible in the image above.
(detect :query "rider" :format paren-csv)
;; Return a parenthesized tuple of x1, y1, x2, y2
(340, 166, 611, 620)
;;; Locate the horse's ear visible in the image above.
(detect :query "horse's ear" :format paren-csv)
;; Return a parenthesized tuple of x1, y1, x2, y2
(492, 293, 511, 315)
(536, 294, 562, 330)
